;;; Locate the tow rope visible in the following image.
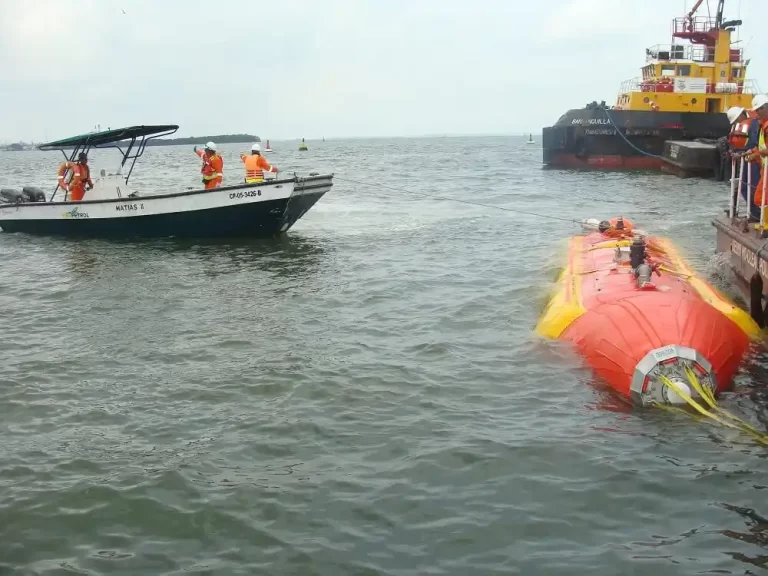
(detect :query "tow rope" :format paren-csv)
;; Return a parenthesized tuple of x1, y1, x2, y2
(653, 366, 768, 446)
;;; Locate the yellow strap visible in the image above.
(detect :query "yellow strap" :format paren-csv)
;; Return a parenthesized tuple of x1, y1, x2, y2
(657, 264, 692, 279)
(654, 372, 768, 446)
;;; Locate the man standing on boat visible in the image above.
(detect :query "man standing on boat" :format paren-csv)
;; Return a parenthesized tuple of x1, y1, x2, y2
(726, 102, 762, 219)
(57, 152, 93, 202)
(745, 95, 768, 218)
(193, 141, 223, 189)
(240, 143, 277, 184)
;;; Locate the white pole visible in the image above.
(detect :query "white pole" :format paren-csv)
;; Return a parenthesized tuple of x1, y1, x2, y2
(730, 158, 737, 218)
(736, 157, 745, 217)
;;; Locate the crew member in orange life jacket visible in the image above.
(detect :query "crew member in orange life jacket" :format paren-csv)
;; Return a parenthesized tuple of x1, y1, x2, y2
(57, 152, 93, 202)
(240, 143, 278, 184)
(745, 95, 768, 215)
(193, 141, 223, 189)
(728, 104, 762, 219)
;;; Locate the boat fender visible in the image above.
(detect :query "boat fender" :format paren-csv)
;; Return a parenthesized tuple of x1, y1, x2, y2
(749, 272, 765, 328)
(629, 237, 646, 269)
(581, 218, 602, 231)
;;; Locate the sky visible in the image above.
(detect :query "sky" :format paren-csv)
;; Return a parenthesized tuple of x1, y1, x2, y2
(0, 0, 765, 142)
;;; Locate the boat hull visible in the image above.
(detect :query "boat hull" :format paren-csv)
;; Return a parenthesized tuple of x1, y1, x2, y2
(0, 175, 332, 239)
(542, 108, 729, 171)
(536, 220, 760, 406)
(713, 212, 768, 326)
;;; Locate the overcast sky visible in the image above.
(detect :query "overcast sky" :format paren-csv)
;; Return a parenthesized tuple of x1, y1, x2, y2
(0, 0, 765, 142)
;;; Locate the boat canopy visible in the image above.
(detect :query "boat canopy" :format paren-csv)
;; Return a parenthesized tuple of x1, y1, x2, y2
(38, 125, 179, 151)
(41, 124, 179, 201)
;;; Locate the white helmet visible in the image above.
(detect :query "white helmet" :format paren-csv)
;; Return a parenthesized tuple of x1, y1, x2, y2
(751, 94, 768, 111)
(251, 143, 261, 152)
(726, 106, 745, 124)
(205, 141, 217, 151)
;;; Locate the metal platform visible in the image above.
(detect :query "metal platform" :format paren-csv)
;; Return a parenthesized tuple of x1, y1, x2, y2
(662, 140, 720, 177)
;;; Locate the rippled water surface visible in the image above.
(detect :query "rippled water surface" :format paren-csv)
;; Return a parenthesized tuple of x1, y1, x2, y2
(1, 137, 768, 575)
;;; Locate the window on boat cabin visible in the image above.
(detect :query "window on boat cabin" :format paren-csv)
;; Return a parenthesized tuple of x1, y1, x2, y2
(732, 67, 742, 79)
(676, 65, 691, 77)
(661, 67, 676, 77)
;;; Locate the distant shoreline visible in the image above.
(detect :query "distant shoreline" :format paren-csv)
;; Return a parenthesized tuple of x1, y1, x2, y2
(1, 134, 261, 151)
(144, 134, 261, 147)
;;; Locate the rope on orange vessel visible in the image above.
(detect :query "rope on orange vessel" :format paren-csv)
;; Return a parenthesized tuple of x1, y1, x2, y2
(683, 364, 768, 439)
(656, 374, 743, 431)
(654, 371, 768, 446)
(657, 265, 693, 279)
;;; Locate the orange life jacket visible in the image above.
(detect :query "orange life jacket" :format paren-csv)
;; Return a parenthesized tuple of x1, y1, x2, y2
(240, 153, 276, 183)
(196, 150, 223, 181)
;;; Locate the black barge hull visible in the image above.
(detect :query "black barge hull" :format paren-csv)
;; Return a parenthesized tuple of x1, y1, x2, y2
(542, 108, 729, 171)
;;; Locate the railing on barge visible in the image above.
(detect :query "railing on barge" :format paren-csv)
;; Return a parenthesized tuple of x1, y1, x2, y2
(645, 43, 743, 64)
(730, 157, 768, 236)
(617, 78, 760, 96)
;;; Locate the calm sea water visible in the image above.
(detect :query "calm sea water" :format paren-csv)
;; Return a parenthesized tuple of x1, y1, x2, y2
(1, 136, 767, 575)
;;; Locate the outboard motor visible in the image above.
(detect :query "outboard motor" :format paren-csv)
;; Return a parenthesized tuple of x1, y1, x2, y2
(0, 188, 24, 204)
(22, 187, 46, 202)
(629, 236, 646, 270)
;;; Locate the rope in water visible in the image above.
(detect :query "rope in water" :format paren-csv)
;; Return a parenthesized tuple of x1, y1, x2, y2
(334, 176, 582, 224)
(653, 365, 768, 446)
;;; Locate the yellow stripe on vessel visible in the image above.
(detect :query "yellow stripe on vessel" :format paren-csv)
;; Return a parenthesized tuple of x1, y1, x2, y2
(653, 238, 761, 338)
(536, 236, 587, 338)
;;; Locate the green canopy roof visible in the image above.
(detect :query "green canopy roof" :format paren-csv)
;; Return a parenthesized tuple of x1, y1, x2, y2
(38, 125, 179, 150)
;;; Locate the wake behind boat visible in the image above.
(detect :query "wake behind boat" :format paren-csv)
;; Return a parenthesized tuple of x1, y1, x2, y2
(0, 125, 333, 239)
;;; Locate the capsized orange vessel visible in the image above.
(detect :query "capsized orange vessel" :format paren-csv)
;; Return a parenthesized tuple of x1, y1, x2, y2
(536, 217, 761, 407)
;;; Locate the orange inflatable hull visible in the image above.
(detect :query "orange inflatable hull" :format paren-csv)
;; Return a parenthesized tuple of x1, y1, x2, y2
(536, 218, 761, 406)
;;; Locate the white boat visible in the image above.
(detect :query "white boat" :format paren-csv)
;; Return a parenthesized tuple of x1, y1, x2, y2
(0, 125, 333, 239)
(264, 139, 273, 152)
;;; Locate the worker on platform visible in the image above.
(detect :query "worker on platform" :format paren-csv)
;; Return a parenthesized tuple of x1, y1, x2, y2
(240, 143, 278, 184)
(726, 101, 762, 219)
(193, 141, 223, 189)
(57, 152, 93, 202)
(745, 94, 768, 219)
